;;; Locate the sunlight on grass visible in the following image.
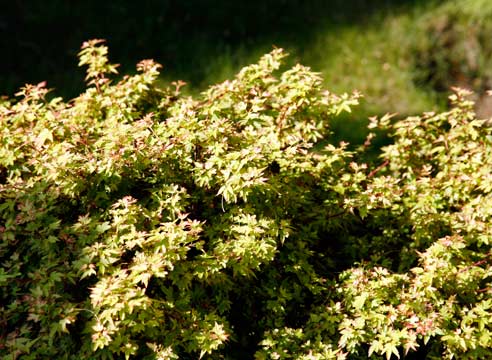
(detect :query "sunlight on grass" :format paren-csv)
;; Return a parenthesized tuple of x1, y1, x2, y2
(303, 7, 445, 144)
(190, 2, 448, 145)
(150, 0, 492, 146)
(307, 16, 442, 118)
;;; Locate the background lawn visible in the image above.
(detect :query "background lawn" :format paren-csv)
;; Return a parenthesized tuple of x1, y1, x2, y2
(2, 0, 492, 143)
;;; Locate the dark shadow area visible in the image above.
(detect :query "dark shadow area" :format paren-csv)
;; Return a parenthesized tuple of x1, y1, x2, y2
(1, 0, 428, 98)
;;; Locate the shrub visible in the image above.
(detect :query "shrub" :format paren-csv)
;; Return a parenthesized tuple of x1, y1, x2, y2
(1, 40, 491, 359)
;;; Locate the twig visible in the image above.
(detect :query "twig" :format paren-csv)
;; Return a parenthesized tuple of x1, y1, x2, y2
(368, 159, 389, 178)
(459, 252, 492, 273)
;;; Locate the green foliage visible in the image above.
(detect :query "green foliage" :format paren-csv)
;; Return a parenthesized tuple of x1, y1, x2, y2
(1, 40, 492, 359)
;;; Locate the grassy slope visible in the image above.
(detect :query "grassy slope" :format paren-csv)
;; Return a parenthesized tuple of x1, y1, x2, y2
(189, 0, 492, 145)
(189, 1, 445, 145)
(4, 0, 492, 145)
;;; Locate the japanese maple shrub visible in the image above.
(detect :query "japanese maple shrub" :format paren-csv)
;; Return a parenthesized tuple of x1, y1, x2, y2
(1, 40, 491, 359)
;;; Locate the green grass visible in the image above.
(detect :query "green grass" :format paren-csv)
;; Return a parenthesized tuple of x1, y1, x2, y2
(303, 6, 444, 144)
(189, 1, 445, 145)
(4, 0, 492, 146)
(189, 0, 492, 145)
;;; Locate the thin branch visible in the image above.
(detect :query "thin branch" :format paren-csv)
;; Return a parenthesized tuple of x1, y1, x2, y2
(459, 252, 492, 273)
(368, 159, 389, 178)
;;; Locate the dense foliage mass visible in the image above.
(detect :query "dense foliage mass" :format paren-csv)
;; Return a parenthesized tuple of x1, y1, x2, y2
(1, 40, 492, 359)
